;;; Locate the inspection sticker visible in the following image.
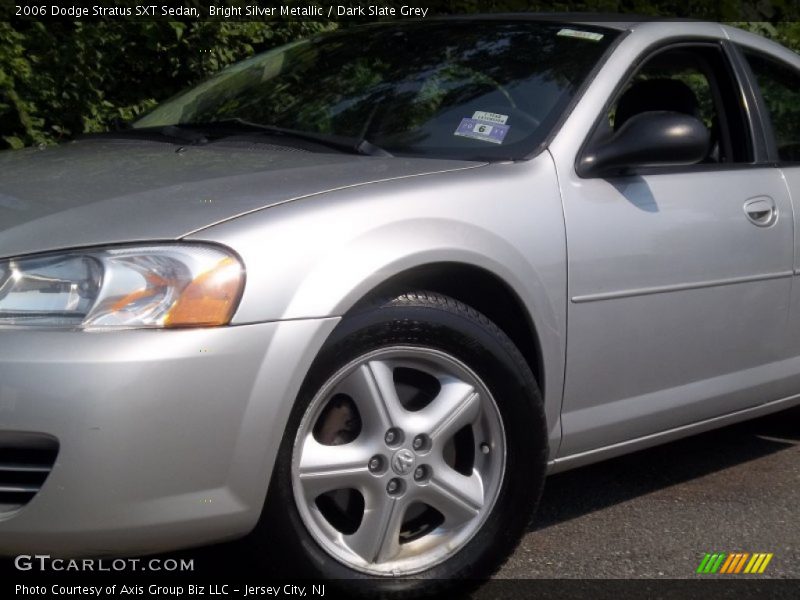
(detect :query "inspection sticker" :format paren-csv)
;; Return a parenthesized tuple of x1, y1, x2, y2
(454, 118, 510, 144)
(472, 111, 509, 125)
(557, 28, 604, 41)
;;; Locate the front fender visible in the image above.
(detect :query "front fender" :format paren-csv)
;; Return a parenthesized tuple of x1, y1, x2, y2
(187, 156, 567, 455)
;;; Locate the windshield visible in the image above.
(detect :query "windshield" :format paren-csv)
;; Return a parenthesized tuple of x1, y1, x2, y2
(134, 20, 618, 160)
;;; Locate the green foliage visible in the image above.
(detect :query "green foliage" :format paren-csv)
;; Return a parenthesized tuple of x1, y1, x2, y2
(2, 4, 800, 150)
(728, 21, 800, 53)
(0, 20, 332, 149)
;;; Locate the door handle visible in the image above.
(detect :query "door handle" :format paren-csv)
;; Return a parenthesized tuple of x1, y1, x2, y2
(743, 196, 777, 227)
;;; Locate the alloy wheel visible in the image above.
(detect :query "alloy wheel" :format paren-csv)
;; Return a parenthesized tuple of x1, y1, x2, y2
(291, 346, 506, 576)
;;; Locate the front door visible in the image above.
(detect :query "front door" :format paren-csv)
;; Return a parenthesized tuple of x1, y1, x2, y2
(553, 41, 794, 457)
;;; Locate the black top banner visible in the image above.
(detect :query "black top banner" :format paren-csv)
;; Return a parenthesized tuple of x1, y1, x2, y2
(6, 0, 800, 23)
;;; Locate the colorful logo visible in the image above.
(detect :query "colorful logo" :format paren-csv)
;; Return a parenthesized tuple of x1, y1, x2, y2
(696, 552, 774, 574)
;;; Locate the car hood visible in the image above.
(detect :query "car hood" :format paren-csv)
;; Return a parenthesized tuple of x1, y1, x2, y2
(0, 138, 483, 259)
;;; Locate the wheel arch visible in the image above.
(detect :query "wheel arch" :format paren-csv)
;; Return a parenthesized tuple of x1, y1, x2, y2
(345, 262, 545, 397)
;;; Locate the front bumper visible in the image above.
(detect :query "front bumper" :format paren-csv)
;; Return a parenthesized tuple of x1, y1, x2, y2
(0, 317, 339, 556)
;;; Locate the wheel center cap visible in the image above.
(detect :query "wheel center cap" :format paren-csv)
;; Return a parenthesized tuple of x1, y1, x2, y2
(391, 448, 416, 476)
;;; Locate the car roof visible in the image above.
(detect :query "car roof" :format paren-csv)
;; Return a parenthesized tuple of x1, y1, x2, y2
(419, 14, 800, 70)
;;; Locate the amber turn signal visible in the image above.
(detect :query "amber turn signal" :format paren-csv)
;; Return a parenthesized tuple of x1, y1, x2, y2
(164, 257, 244, 327)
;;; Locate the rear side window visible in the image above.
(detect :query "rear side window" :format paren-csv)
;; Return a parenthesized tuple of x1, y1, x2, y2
(743, 50, 800, 162)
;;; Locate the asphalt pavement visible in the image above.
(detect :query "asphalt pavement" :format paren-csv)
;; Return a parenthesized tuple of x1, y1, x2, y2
(499, 405, 800, 579)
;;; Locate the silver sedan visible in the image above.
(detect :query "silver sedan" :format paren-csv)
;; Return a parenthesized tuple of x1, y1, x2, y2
(2, 15, 800, 594)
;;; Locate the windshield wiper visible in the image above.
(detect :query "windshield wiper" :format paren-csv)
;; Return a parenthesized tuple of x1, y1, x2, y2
(181, 119, 393, 157)
(86, 119, 391, 156)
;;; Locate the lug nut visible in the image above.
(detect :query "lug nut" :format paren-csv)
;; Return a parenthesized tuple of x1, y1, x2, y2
(413, 465, 429, 482)
(387, 478, 404, 496)
(412, 434, 430, 452)
(480, 442, 491, 455)
(368, 456, 383, 473)
(384, 428, 403, 446)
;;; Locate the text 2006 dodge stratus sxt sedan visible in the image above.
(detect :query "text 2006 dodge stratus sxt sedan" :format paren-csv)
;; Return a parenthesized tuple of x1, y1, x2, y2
(3, 16, 800, 592)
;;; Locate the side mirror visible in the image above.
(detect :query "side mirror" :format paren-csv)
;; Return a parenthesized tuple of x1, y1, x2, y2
(578, 111, 710, 177)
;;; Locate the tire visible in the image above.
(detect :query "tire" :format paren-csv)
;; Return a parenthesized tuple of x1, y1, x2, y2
(254, 291, 547, 596)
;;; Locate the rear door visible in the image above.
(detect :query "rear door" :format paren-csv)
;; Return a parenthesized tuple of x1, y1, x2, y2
(738, 46, 800, 378)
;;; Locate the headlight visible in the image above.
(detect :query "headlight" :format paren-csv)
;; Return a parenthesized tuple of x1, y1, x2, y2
(0, 245, 244, 330)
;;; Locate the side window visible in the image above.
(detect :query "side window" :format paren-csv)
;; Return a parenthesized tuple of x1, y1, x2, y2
(605, 45, 752, 164)
(743, 50, 800, 162)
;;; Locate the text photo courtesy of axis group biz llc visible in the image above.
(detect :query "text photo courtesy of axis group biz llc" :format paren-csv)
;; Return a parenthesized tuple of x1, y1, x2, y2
(1, 1, 800, 599)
